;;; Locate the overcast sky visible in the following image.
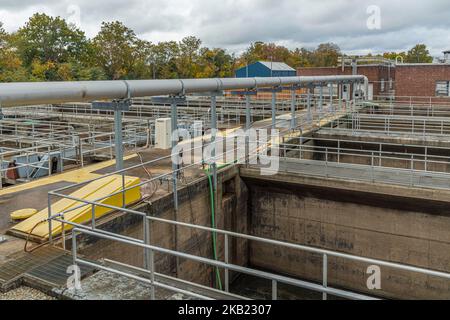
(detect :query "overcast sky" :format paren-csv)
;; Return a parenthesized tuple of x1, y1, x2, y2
(0, 0, 449, 56)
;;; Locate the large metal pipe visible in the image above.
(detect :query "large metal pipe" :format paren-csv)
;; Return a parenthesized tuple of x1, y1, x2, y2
(0, 75, 367, 108)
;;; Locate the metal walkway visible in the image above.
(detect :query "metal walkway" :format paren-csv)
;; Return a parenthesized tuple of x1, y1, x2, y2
(0, 245, 95, 292)
(270, 158, 450, 190)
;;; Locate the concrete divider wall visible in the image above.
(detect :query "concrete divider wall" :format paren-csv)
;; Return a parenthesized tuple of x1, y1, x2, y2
(244, 178, 450, 299)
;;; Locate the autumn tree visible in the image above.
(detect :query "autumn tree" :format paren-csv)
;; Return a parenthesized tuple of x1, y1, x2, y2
(240, 42, 291, 67)
(11, 13, 93, 81)
(197, 48, 235, 78)
(147, 41, 179, 79)
(312, 43, 341, 67)
(406, 44, 433, 63)
(383, 51, 407, 62)
(175, 36, 202, 78)
(92, 21, 140, 79)
(0, 22, 28, 82)
(13, 13, 88, 67)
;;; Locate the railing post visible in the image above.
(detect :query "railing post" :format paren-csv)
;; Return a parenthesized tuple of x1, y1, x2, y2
(91, 204, 96, 229)
(61, 214, 66, 250)
(323, 254, 328, 300)
(225, 234, 229, 292)
(272, 280, 278, 300)
(122, 174, 126, 209)
(110, 134, 113, 160)
(143, 215, 155, 300)
(371, 152, 375, 183)
(48, 146, 51, 177)
(48, 194, 53, 243)
(337, 140, 341, 164)
(71, 230, 77, 266)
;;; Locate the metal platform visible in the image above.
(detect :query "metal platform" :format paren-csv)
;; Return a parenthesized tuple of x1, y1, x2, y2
(0, 245, 95, 292)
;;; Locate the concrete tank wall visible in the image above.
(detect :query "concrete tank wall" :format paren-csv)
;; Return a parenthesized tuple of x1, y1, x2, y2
(245, 178, 450, 299)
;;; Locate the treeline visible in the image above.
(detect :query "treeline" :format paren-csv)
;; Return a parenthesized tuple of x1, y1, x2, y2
(0, 13, 435, 82)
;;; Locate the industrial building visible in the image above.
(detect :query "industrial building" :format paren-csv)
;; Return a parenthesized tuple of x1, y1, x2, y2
(1, 70, 450, 301)
(298, 52, 450, 101)
(235, 61, 297, 78)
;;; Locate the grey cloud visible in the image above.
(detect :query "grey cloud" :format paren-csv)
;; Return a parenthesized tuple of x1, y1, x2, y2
(0, 0, 449, 55)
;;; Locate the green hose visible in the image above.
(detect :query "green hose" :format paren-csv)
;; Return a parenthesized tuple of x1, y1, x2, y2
(204, 161, 235, 290)
(206, 172, 222, 291)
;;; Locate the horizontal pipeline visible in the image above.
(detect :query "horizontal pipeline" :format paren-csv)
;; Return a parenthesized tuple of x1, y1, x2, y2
(0, 75, 367, 108)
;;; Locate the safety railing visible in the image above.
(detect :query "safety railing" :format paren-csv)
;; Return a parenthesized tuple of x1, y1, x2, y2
(0, 121, 150, 185)
(321, 113, 450, 137)
(371, 95, 450, 111)
(45, 135, 450, 300)
(271, 136, 450, 189)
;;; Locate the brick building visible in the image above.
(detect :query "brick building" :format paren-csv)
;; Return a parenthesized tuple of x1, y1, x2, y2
(298, 65, 394, 99)
(395, 64, 450, 98)
(298, 61, 450, 101)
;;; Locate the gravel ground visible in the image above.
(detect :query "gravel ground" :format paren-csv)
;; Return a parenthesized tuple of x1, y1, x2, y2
(0, 287, 55, 300)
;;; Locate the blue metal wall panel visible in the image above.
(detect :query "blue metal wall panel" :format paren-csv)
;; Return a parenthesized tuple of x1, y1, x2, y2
(236, 62, 296, 78)
(235, 62, 269, 77)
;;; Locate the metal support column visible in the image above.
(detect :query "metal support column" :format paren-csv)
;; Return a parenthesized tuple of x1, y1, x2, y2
(271, 90, 277, 130)
(307, 86, 312, 122)
(210, 95, 218, 192)
(170, 97, 180, 278)
(171, 100, 179, 210)
(231, 89, 256, 166)
(329, 84, 334, 113)
(114, 108, 124, 172)
(290, 87, 297, 130)
(246, 95, 252, 131)
(319, 85, 323, 113)
(246, 94, 251, 164)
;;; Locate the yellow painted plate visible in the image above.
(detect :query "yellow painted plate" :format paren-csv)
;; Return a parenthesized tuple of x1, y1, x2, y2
(11, 208, 38, 221)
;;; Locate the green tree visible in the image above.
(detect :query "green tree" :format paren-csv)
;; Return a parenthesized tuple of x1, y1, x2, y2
(0, 22, 29, 82)
(240, 42, 291, 67)
(406, 44, 433, 63)
(176, 36, 202, 78)
(13, 13, 88, 69)
(198, 48, 234, 78)
(312, 43, 341, 67)
(289, 48, 314, 68)
(92, 21, 140, 79)
(128, 39, 153, 79)
(383, 51, 407, 62)
(149, 41, 180, 79)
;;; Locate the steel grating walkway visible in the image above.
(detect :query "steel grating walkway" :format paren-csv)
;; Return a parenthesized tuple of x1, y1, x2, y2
(0, 245, 95, 291)
(251, 158, 450, 190)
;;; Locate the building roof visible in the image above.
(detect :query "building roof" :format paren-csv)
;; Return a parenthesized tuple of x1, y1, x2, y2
(257, 61, 296, 72)
(396, 63, 450, 66)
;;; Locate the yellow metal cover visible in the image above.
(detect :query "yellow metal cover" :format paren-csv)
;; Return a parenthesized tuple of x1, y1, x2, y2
(11, 175, 141, 240)
(11, 208, 38, 221)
